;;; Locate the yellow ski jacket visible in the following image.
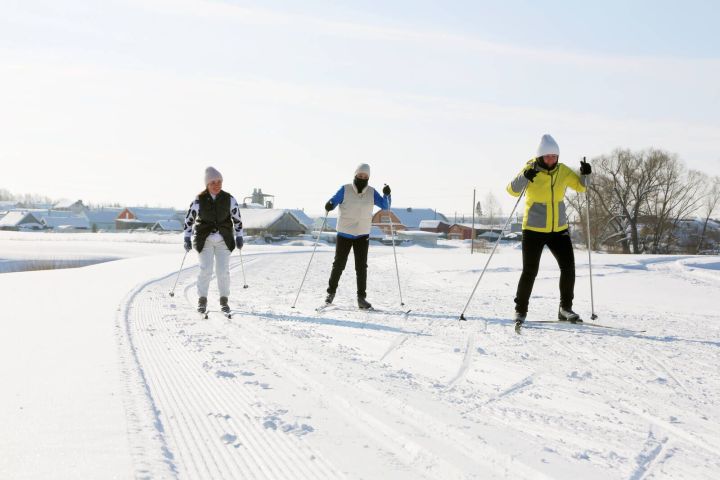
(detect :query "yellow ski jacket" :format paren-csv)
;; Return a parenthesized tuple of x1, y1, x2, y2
(506, 159, 588, 233)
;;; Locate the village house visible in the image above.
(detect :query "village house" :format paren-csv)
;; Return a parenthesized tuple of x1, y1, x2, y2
(372, 207, 449, 235)
(39, 210, 90, 231)
(239, 208, 308, 238)
(0, 211, 44, 231)
(86, 207, 123, 232)
(151, 220, 184, 232)
(419, 219, 451, 235)
(116, 207, 181, 231)
(52, 199, 88, 214)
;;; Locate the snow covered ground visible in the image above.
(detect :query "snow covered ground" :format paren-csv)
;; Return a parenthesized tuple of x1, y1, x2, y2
(1, 233, 719, 479)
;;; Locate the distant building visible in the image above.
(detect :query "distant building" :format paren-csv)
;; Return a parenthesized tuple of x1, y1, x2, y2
(448, 223, 474, 240)
(372, 207, 448, 234)
(40, 211, 90, 231)
(287, 209, 315, 231)
(152, 220, 184, 232)
(116, 207, 180, 231)
(419, 219, 450, 234)
(243, 188, 275, 209)
(52, 199, 87, 214)
(0, 211, 43, 231)
(86, 207, 123, 232)
(240, 209, 308, 237)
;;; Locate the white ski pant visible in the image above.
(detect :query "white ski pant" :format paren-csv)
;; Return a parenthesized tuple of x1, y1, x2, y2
(197, 236, 232, 298)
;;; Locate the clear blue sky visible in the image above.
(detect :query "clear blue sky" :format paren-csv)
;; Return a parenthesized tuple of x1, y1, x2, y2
(1, 0, 718, 215)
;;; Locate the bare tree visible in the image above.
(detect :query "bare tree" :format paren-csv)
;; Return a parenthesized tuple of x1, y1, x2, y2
(484, 192, 502, 228)
(642, 151, 704, 253)
(590, 149, 664, 253)
(697, 175, 720, 253)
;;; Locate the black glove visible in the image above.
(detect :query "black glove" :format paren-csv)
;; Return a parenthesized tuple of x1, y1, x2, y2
(383, 184, 391, 196)
(184, 237, 192, 252)
(235, 235, 244, 250)
(325, 201, 335, 212)
(523, 167, 538, 182)
(580, 159, 592, 175)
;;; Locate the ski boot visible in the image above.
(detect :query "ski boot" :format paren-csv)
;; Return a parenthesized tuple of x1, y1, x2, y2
(558, 306, 582, 323)
(514, 311, 526, 333)
(357, 296, 372, 310)
(325, 292, 335, 305)
(197, 297, 208, 316)
(220, 296, 231, 318)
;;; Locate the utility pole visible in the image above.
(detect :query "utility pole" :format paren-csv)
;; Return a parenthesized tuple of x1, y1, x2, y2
(471, 189, 476, 254)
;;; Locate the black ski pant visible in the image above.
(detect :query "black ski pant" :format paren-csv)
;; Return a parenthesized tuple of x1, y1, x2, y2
(327, 235, 370, 298)
(514, 229, 575, 314)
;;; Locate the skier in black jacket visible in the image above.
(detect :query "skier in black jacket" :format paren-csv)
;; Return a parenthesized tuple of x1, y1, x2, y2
(183, 166, 243, 315)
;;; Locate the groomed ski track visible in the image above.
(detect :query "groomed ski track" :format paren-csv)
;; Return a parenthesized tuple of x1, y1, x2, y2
(117, 247, 720, 479)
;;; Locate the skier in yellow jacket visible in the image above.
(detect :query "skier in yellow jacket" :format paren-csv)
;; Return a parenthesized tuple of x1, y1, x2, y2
(507, 134, 591, 324)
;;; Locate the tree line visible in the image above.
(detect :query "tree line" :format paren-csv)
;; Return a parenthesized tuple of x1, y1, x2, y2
(566, 148, 720, 254)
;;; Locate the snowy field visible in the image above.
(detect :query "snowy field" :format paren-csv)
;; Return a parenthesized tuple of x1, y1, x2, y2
(1, 233, 719, 479)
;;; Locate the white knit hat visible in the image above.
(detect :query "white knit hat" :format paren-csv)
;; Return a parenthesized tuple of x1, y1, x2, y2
(204, 166, 223, 185)
(355, 163, 371, 177)
(536, 134, 560, 157)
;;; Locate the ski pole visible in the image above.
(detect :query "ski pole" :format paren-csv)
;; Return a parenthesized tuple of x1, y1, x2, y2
(584, 159, 597, 319)
(169, 250, 189, 297)
(385, 209, 405, 307)
(459, 186, 526, 321)
(239, 248, 248, 289)
(291, 213, 329, 309)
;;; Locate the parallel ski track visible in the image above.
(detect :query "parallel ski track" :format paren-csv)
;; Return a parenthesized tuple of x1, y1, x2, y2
(213, 311, 551, 480)
(541, 327, 720, 465)
(121, 254, 340, 480)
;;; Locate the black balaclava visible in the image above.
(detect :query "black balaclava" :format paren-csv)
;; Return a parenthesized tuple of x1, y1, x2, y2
(354, 176, 369, 192)
(535, 156, 556, 171)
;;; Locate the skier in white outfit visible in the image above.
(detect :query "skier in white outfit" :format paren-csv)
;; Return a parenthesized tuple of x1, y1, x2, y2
(324, 163, 391, 309)
(183, 167, 244, 315)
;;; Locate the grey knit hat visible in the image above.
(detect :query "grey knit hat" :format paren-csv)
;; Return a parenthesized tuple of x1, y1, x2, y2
(204, 166, 223, 185)
(354, 163, 371, 177)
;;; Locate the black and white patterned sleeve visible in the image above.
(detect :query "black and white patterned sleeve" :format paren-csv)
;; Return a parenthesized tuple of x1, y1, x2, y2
(183, 199, 199, 238)
(230, 196, 244, 236)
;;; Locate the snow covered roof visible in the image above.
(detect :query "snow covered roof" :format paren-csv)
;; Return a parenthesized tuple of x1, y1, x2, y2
(152, 220, 183, 231)
(389, 208, 448, 229)
(419, 220, 448, 228)
(124, 207, 178, 223)
(41, 214, 90, 229)
(86, 208, 123, 224)
(288, 209, 315, 229)
(238, 209, 292, 229)
(52, 199, 85, 210)
(0, 211, 42, 227)
(397, 230, 443, 237)
(451, 223, 502, 230)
